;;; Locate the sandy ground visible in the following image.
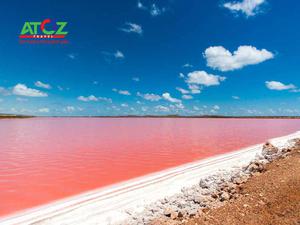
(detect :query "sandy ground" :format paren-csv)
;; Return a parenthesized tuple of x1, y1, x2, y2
(155, 145, 300, 225)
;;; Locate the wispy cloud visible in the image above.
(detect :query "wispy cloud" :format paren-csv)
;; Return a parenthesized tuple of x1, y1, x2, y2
(12, 84, 48, 97)
(223, 0, 266, 17)
(179, 73, 185, 79)
(155, 105, 170, 112)
(176, 87, 189, 94)
(113, 88, 131, 95)
(182, 95, 193, 100)
(114, 50, 125, 59)
(77, 95, 112, 103)
(137, 92, 161, 101)
(162, 93, 181, 103)
(102, 50, 125, 62)
(16, 97, 28, 102)
(63, 106, 76, 113)
(77, 95, 98, 102)
(149, 4, 166, 17)
(204, 46, 273, 71)
(34, 81, 51, 89)
(137, 1, 146, 9)
(120, 22, 143, 34)
(187, 84, 201, 94)
(182, 63, 193, 68)
(232, 96, 240, 100)
(67, 53, 77, 59)
(265, 81, 296, 91)
(38, 108, 50, 113)
(137, 1, 166, 17)
(132, 77, 140, 82)
(0, 87, 10, 96)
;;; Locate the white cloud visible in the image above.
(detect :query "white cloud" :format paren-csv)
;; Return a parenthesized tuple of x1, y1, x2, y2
(12, 84, 48, 97)
(232, 96, 240, 100)
(155, 105, 170, 112)
(176, 87, 189, 94)
(223, 0, 265, 17)
(137, 1, 166, 17)
(64, 106, 75, 113)
(113, 88, 131, 96)
(179, 73, 185, 79)
(38, 108, 50, 113)
(34, 81, 51, 89)
(67, 53, 76, 59)
(186, 71, 226, 86)
(132, 77, 140, 82)
(210, 109, 218, 114)
(265, 81, 296, 91)
(213, 105, 220, 110)
(121, 103, 129, 107)
(141, 106, 148, 112)
(188, 84, 201, 94)
(120, 22, 143, 34)
(162, 93, 181, 103)
(98, 97, 112, 103)
(204, 46, 273, 71)
(0, 87, 10, 95)
(77, 95, 112, 103)
(137, 92, 161, 101)
(137, 1, 146, 9)
(290, 89, 300, 93)
(182, 63, 193, 68)
(150, 4, 165, 16)
(114, 50, 125, 59)
(175, 103, 185, 109)
(77, 95, 98, 102)
(16, 97, 28, 102)
(119, 90, 131, 95)
(182, 95, 193, 100)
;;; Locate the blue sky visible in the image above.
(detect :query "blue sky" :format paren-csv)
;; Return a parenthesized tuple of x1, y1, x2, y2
(0, 0, 300, 116)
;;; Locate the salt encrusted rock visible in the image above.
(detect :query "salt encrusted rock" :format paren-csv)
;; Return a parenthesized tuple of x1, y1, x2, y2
(220, 192, 230, 201)
(123, 138, 297, 225)
(199, 179, 209, 189)
(262, 142, 278, 160)
(246, 160, 266, 174)
(232, 175, 247, 185)
(164, 208, 178, 219)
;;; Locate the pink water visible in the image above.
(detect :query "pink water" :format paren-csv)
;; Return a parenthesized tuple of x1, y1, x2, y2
(0, 118, 300, 217)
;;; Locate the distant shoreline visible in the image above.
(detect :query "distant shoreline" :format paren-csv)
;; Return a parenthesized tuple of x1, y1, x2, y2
(0, 115, 34, 119)
(1, 114, 300, 119)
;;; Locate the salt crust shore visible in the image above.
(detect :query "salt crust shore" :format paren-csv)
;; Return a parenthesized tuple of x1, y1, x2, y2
(1, 131, 300, 225)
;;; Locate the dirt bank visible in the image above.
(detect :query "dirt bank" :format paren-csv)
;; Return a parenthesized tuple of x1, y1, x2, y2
(153, 142, 300, 225)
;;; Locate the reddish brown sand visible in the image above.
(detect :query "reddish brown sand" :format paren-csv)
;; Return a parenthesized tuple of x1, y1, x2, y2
(156, 147, 300, 225)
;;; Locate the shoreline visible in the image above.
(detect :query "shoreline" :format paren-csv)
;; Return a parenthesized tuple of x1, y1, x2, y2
(2, 115, 300, 119)
(155, 139, 300, 225)
(1, 131, 300, 225)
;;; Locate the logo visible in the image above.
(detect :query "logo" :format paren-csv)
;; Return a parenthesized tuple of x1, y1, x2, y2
(19, 19, 69, 44)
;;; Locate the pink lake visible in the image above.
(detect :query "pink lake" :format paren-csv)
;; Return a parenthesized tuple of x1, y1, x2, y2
(0, 118, 300, 217)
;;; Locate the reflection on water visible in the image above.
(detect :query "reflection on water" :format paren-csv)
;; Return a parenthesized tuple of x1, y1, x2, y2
(0, 118, 300, 216)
